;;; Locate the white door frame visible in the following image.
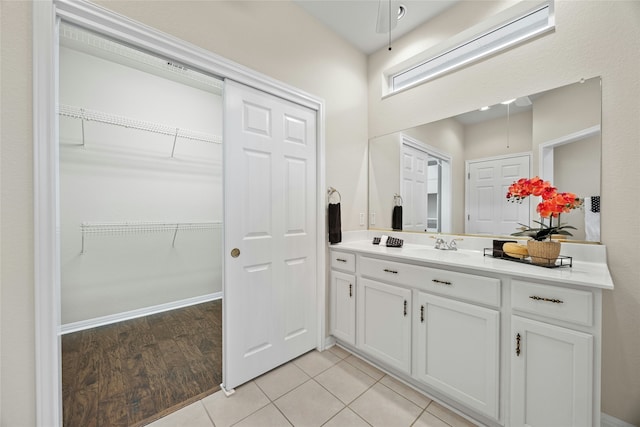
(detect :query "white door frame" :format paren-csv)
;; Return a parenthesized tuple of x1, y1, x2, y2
(399, 134, 452, 233)
(33, 1, 326, 425)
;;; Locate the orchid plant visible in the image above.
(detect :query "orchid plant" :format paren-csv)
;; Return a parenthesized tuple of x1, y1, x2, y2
(506, 177, 583, 241)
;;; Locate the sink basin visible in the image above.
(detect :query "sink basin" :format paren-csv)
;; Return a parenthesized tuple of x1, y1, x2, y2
(404, 246, 471, 258)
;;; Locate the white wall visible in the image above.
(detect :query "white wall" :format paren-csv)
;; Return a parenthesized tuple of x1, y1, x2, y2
(59, 46, 223, 324)
(368, 1, 640, 424)
(0, 1, 368, 425)
(464, 110, 532, 161)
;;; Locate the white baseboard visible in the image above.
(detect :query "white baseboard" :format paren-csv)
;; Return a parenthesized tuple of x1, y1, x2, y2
(60, 292, 222, 335)
(602, 413, 638, 427)
(323, 335, 336, 351)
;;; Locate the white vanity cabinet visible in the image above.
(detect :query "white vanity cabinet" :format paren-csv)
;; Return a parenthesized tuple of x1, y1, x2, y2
(357, 277, 412, 373)
(328, 242, 610, 427)
(415, 292, 500, 419)
(510, 280, 596, 427)
(329, 250, 356, 345)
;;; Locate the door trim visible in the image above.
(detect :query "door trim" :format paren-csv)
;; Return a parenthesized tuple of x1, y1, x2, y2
(33, 2, 326, 425)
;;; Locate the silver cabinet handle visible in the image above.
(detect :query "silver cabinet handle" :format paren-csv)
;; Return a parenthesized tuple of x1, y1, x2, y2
(529, 295, 563, 304)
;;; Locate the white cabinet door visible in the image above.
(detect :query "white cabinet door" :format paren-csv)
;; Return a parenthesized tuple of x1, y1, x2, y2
(357, 278, 412, 373)
(511, 316, 593, 427)
(330, 270, 356, 345)
(414, 293, 500, 419)
(224, 80, 317, 390)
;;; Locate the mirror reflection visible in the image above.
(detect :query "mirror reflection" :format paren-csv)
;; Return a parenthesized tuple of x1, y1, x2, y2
(369, 77, 601, 242)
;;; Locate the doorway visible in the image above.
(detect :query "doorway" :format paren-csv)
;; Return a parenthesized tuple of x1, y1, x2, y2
(34, 3, 325, 424)
(58, 23, 224, 425)
(400, 136, 452, 233)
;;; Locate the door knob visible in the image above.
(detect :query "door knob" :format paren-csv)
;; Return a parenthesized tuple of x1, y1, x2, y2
(231, 248, 240, 258)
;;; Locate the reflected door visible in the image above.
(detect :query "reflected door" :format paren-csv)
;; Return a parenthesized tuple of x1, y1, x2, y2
(401, 144, 428, 232)
(223, 80, 317, 390)
(466, 154, 530, 235)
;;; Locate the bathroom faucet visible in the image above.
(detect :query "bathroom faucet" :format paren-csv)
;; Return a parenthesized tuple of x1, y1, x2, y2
(433, 236, 463, 251)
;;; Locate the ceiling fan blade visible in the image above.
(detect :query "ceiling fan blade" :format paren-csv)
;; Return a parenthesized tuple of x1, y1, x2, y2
(376, 0, 399, 33)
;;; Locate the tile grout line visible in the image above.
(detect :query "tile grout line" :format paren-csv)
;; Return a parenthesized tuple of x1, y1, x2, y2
(253, 378, 298, 427)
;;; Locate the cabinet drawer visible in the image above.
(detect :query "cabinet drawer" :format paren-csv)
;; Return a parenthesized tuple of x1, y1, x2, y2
(360, 256, 500, 307)
(420, 269, 501, 307)
(330, 250, 355, 272)
(511, 280, 593, 326)
(360, 256, 426, 288)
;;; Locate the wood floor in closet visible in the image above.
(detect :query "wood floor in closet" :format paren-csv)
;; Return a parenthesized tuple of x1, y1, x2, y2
(62, 299, 222, 427)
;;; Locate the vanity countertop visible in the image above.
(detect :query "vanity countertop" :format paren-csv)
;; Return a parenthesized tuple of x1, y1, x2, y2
(331, 240, 614, 290)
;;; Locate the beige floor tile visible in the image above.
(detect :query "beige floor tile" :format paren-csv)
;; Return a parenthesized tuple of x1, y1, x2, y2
(343, 355, 385, 380)
(255, 362, 311, 400)
(379, 375, 432, 408)
(323, 408, 371, 427)
(412, 410, 451, 427)
(350, 383, 423, 427)
(327, 345, 351, 360)
(201, 382, 270, 427)
(233, 403, 292, 427)
(426, 401, 478, 427)
(146, 401, 214, 427)
(315, 360, 376, 404)
(293, 350, 342, 377)
(274, 380, 344, 427)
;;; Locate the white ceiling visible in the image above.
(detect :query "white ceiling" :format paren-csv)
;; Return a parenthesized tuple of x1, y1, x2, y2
(293, 0, 459, 55)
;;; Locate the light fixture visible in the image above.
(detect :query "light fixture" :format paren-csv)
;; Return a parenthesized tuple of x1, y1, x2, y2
(375, 1, 407, 51)
(501, 99, 516, 105)
(398, 5, 407, 21)
(479, 106, 490, 111)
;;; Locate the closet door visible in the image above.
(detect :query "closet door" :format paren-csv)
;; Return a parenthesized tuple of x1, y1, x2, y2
(223, 80, 317, 390)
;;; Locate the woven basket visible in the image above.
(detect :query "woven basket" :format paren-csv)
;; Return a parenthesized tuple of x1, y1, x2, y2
(527, 240, 561, 266)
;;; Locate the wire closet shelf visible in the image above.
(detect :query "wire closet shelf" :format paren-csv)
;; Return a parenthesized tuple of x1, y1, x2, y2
(80, 221, 222, 254)
(59, 104, 222, 155)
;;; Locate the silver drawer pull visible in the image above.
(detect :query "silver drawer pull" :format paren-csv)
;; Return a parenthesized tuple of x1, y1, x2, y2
(529, 295, 564, 304)
(336, 258, 347, 263)
(383, 268, 398, 274)
(432, 279, 452, 286)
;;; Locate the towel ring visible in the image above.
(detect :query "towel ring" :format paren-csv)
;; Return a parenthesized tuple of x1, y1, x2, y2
(394, 193, 403, 206)
(328, 187, 342, 203)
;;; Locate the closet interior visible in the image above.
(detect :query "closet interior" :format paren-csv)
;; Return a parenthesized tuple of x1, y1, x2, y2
(58, 23, 224, 425)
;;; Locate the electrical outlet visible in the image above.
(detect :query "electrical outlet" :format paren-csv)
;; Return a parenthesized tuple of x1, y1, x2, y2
(359, 213, 365, 226)
(370, 212, 376, 225)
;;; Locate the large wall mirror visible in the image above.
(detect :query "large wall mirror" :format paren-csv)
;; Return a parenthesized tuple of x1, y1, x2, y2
(369, 77, 602, 243)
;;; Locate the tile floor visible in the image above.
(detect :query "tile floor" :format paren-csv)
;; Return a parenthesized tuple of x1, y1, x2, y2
(147, 345, 478, 427)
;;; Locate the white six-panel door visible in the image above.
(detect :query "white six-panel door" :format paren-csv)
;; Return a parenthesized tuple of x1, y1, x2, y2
(466, 154, 530, 235)
(401, 144, 429, 232)
(223, 80, 317, 390)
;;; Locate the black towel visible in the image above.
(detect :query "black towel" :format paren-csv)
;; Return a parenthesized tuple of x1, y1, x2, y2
(591, 196, 600, 213)
(392, 205, 403, 231)
(328, 203, 342, 244)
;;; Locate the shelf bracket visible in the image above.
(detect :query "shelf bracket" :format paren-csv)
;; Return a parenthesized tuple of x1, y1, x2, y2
(170, 128, 179, 158)
(80, 108, 86, 147)
(171, 224, 179, 247)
